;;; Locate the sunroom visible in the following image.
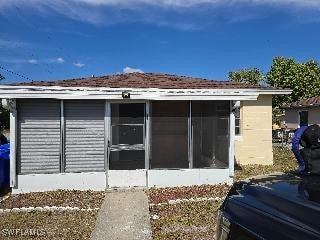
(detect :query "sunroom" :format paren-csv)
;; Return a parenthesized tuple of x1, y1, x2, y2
(0, 73, 290, 193)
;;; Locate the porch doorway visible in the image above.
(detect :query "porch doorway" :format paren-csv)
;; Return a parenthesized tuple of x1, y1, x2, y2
(107, 103, 148, 188)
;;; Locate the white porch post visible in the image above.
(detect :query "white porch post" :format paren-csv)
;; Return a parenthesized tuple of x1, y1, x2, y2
(105, 101, 111, 188)
(6, 99, 17, 188)
(145, 101, 150, 170)
(229, 101, 236, 178)
(188, 101, 193, 168)
(60, 100, 65, 173)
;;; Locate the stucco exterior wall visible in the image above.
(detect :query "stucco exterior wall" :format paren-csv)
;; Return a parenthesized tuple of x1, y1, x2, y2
(284, 107, 320, 129)
(284, 108, 299, 129)
(309, 108, 320, 125)
(235, 95, 273, 165)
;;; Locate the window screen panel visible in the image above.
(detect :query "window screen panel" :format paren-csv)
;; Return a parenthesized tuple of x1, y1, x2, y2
(192, 101, 229, 169)
(111, 125, 144, 145)
(151, 101, 189, 169)
(109, 150, 145, 170)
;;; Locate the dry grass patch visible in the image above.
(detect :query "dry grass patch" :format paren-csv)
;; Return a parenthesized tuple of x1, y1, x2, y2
(0, 211, 98, 240)
(0, 190, 105, 209)
(150, 201, 221, 240)
(235, 147, 296, 180)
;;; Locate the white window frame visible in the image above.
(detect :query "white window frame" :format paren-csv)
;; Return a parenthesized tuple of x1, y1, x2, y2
(234, 102, 241, 137)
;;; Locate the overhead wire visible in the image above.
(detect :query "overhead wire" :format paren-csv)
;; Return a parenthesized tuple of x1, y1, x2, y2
(0, 65, 32, 81)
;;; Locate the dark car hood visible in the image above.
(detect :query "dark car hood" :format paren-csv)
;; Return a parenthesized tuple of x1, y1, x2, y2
(225, 173, 320, 238)
(245, 174, 320, 206)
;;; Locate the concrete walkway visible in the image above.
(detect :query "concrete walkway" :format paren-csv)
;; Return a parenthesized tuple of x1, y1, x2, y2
(91, 189, 152, 240)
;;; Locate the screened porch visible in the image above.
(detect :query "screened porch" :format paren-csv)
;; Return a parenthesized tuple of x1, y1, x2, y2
(108, 100, 231, 171)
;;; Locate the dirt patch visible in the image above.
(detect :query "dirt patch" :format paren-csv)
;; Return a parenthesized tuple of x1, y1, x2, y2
(0, 211, 98, 240)
(150, 201, 220, 240)
(0, 190, 105, 209)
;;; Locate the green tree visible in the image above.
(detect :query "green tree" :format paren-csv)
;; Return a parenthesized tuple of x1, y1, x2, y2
(228, 68, 264, 85)
(266, 57, 320, 108)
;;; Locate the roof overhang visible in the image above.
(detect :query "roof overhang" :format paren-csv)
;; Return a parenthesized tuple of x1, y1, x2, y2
(0, 85, 292, 101)
(282, 105, 320, 109)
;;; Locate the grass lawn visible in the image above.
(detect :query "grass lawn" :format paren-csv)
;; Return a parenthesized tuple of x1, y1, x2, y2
(0, 190, 105, 209)
(149, 147, 297, 240)
(0, 211, 98, 240)
(235, 147, 296, 180)
(151, 201, 221, 240)
(0, 190, 105, 240)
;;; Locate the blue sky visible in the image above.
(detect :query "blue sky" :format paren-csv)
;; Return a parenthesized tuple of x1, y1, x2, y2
(0, 0, 320, 83)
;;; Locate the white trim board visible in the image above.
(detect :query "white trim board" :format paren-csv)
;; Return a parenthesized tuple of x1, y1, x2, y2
(148, 169, 233, 187)
(108, 170, 147, 188)
(12, 172, 107, 194)
(12, 169, 233, 192)
(0, 85, 291, 100)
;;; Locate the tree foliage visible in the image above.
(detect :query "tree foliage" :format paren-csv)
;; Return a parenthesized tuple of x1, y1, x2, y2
(228, 68, 264, 85)
(266, 57, 320, 108)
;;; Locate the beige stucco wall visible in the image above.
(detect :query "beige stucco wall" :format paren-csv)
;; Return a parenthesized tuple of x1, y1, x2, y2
(285, 107, 320, 129)
(235, 95, 273, 165)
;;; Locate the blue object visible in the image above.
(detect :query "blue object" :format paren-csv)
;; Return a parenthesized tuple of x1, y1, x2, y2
(292, 126, 308, 173)
(0, 143, 10, 189)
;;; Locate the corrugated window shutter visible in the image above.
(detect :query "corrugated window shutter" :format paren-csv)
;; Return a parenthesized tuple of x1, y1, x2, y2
(64, 100, 105, 172)
(17, 99, 61, 174)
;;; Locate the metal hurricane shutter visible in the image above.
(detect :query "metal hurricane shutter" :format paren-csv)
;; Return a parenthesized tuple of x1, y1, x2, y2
(64, 100, 105, 172)
(17, 99, 61, 174)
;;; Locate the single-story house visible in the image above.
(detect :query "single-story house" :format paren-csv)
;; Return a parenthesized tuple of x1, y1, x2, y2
(283, 97, 320, 129)
(0, 73, 291, 193)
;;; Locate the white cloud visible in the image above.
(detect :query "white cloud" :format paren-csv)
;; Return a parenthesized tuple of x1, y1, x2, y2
(73, 62, 85, 68)
(0, 38, 30, 49)
(1, 0, 320, 9)
(27, 59, 37, 64)
(123, 66, 144, 73)
(0, 57, 65, 65)
(56, 57, 65, 63)
(0, 0, 319, 28)
(45, 57, 65, 64)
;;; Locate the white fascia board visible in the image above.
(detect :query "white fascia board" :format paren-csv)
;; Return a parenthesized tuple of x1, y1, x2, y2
(0, 91, 259, 100)
(256, 89, 292, 95)
(0, 94, 258, 101)
(0, 85, 288, 100)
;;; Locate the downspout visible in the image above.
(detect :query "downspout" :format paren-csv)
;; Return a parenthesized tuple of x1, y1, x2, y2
(2, 99, 17, 188)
